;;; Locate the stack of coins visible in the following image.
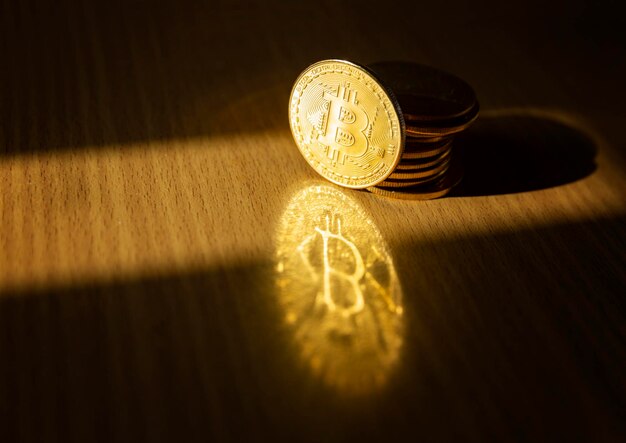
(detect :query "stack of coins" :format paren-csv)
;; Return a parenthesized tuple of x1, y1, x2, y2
(369, 136, 456, 199)
(365, 62, 478, 199)
(288, 60, 478, 200)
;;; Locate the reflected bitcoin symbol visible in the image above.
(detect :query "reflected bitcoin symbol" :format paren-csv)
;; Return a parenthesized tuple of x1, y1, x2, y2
(318, 85, 370, 163)
(308, 214, 365, 316)
(276, 184, 404, 395)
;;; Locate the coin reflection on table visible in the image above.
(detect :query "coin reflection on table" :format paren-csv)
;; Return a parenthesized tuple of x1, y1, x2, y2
(275, 184, 404, 395)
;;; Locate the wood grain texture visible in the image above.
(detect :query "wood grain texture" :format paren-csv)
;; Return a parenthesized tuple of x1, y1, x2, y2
(1, 0, 625, 441)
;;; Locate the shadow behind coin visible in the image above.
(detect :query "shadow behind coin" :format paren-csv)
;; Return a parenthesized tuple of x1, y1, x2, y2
(453, 114, 597, 196)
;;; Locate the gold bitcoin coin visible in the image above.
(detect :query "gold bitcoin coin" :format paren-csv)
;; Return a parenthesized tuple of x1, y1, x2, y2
(369, 62, 479, 127)
(405, 121, 475, 137)
(402, 146, 450, 160)
(404, 136, 452, 149)
(398, 94, 471, 122)
(405, 134, 450, 144)
(367, 162, 463, 200)
(289, 60, 405, 188)
(366, 182, 453, 200)
(405, 137, 452, 148)
(379, 167, 449, 188)
(387, 157, 450, 180)
(395, 149, 451, 170)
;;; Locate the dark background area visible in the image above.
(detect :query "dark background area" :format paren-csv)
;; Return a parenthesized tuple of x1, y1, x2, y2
(1, 0, 625, 152)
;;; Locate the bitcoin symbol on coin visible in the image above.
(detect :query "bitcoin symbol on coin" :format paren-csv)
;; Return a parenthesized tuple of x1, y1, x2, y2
(289, 60, 403, 188)
(318, 84, 370, 164)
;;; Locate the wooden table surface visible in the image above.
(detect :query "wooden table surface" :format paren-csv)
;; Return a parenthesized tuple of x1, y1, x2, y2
(1, 0, 625, 441)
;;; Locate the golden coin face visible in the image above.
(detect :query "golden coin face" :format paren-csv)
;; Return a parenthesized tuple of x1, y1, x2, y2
(289, 60, 405, 189)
